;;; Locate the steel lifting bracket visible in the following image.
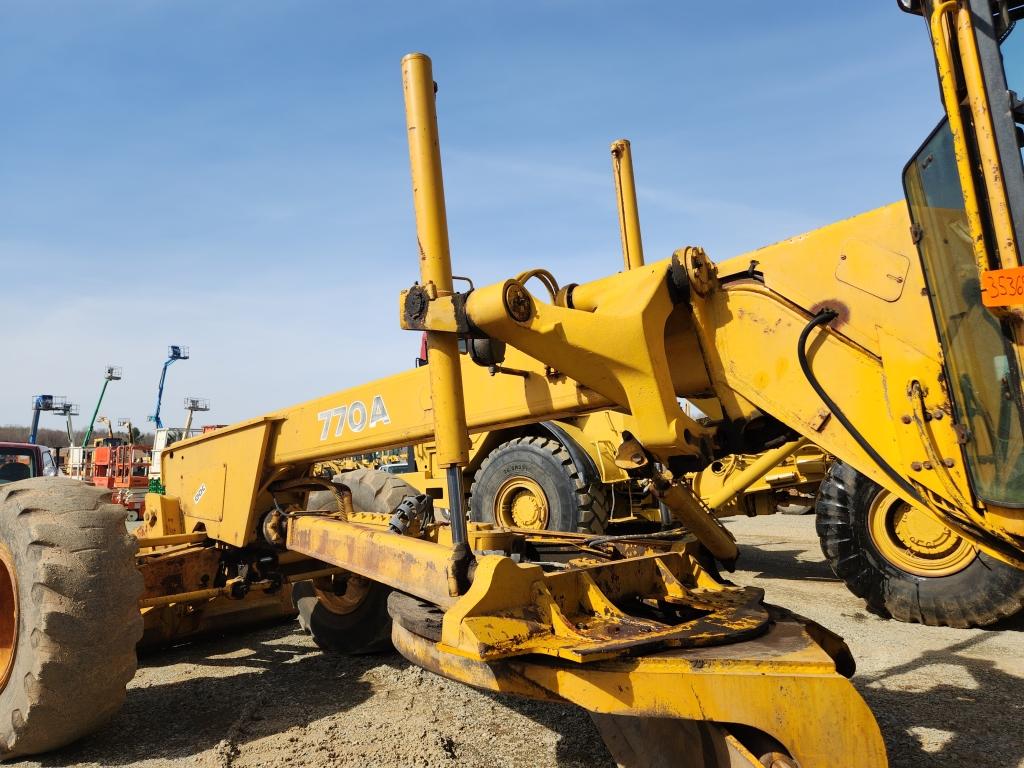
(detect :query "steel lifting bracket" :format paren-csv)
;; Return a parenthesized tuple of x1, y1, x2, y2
(400, 283, 471, 334)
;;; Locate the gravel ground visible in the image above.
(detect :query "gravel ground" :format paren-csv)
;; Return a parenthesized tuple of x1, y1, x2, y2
(12, 514, 1024, 768)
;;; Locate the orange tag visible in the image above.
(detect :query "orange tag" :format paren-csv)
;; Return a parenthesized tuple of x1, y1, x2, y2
(981, 266, 1024, 307)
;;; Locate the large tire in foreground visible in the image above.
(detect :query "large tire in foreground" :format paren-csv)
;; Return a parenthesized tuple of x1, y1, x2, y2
(294, 469, 419, 654)
(0, 477, 142, 760)
(816, 461, 1024, 627)
(469, 436, 610, 533)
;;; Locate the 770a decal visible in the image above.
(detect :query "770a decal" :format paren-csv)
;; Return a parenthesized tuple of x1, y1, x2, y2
(317, 395, 391, 440)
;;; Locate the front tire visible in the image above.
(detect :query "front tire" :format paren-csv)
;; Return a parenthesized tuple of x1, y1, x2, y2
(816, 462, 1024, 627)
(293, 469, 418, 653)
(0, 477, 142, 759)
(469, 436, 610, 534)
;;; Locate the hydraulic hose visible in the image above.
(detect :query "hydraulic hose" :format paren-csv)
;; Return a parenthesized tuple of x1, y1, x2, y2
(797, 309, 927, 506)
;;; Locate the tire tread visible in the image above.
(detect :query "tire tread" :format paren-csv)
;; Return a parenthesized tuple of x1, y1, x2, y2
(0, 477, 142, 760)
(816, 462, 1024, 628)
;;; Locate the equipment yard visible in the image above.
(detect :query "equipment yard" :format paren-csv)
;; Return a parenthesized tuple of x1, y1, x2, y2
(6, 4, 1024, 767)
(11, 515, 1021, 768)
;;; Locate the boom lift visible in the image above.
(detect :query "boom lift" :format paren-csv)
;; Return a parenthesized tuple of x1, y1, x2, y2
(52, 400, 79, 449)
(80, 365, 122, 447)
(2, 2, 1024, 766)
(26, 395, 62, 445)
(182, 397, 210, 435)
(148, 345, 189, 429)
(27, 396, 79, 449)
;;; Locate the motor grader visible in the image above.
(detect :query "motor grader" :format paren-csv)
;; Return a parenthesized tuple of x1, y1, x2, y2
(390, 129, 1010, 629)
(3, 2, 1024, 766)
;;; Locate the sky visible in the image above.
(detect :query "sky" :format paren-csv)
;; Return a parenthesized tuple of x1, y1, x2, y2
(1, 1, 944, 429)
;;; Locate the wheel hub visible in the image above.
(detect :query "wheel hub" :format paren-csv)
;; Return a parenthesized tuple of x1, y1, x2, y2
(0, 542, 18, 692)
(494, 476, 549, 529)
(867, 491, 976, 577)
(313, 573, 372, 615)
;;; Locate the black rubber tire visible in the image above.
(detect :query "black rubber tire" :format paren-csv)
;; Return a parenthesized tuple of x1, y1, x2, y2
(816, 461, 1024, 628)
(468, 436, 610, 533)
(387, 591, 443, 642)
(292, 578, 393, 654)
(294, 469, 418, 654)
(333, 467, 420, 515)
(0, 477, 142, 760)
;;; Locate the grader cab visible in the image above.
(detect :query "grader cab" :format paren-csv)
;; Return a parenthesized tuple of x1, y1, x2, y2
(2, 2, 1024, 766)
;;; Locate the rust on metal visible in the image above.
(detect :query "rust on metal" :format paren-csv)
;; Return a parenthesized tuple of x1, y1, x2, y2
(138, 545, 221, 601)
(287, 514, 459, 609)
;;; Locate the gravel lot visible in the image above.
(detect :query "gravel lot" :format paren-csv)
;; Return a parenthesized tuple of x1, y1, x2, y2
(13, 514, 1024, 768)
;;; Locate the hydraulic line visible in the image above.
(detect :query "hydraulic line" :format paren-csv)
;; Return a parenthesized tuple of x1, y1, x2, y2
(797, 309, 927, 506)
(798, 309, 1024, 566)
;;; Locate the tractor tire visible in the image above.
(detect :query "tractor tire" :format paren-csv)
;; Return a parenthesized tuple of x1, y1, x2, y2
(469, 436, 610, 534)
(816, 461, 1024, 628)
(334, 467, 421, 515)
(0, 477, 142, 760)
(294, 469, 418, 654)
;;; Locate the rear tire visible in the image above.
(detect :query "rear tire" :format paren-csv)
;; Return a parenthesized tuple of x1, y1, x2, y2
(294, 469, 416, 653)
(0, 477, 142, 759)
(469, 436, 610, 533)
(816, 461, 1024, 627)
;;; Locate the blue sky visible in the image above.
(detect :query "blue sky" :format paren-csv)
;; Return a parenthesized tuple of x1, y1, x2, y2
(1, 2, 942, 429)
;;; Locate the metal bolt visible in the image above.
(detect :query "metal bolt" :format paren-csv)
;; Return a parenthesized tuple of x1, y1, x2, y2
(901, 415, 912, 424)
(911, 462, 923, 471)
(923, 461, 933, 470)
(943, 457, 955, 468)
(931, 409, 944, 420)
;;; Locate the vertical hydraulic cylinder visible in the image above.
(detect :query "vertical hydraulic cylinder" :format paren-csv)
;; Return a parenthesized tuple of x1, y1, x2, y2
(401, 53, 471, 548)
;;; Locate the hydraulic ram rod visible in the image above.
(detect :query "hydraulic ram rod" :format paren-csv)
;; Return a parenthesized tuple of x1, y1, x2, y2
(610, 139, 645, 270)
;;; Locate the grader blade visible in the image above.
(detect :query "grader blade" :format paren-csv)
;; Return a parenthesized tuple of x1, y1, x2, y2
(284, 503, 884, 766)
(589, 714, 779, 768)
(390, 598, 885, 768)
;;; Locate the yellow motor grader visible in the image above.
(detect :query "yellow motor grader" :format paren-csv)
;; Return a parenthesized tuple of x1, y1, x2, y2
(3, 2, 1024, 766)
(391, 128, 989, 630)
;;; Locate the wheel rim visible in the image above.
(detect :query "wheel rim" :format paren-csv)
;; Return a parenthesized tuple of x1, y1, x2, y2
(312, 573, 372, 615)
(0, 542, 18, 692)
(494, 476, 549, 529)
(866, 490, 976, 577)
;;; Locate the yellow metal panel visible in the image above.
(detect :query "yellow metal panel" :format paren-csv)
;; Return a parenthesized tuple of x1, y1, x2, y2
(718, 203, 934, 359)
(466, 263, 708, 459)
(140, 493, 184, 537)
(270, 350, 611, 467)
(162, 417, 277, 546)
(287, 514, 459, 609)
(835, 237, 910, 302)
(695, 283, 903, 497)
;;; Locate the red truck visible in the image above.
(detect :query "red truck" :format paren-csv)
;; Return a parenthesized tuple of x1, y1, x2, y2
(0, 442, 61, 484)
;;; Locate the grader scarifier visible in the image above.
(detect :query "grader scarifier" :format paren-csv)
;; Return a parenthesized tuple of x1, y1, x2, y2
(3, 2, 1024, 765)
